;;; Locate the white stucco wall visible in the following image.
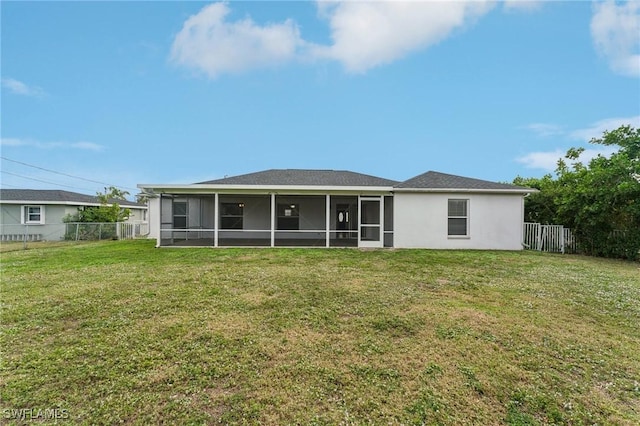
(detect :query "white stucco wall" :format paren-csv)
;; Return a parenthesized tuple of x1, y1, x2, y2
(148, 197, 161, 239)
(393, 192, 524, 250)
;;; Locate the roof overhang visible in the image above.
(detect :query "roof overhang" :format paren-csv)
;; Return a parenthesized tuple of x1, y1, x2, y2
(138, 183, 395, 196)
(138, 184, 536, 196)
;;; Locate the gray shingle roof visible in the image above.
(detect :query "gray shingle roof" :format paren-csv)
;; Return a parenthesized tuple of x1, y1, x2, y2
(199, 169, 399, 187)
(0, 189, 145, 207)
(395, 171, 530, 191)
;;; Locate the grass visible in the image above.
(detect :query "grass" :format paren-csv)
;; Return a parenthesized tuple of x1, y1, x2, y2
(1, 240, 639, 425)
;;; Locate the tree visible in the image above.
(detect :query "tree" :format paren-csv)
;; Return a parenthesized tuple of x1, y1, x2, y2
(515, 125, 640, 260)
(512, 174, 559, 224)
(64, 187, 131, 223)
(556, 126, 640, 259)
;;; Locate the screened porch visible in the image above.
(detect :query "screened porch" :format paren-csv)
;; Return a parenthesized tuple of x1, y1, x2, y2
(158, 194, 393, 248)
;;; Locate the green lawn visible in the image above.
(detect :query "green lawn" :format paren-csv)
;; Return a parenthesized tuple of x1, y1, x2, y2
(1, 240, 639, 425)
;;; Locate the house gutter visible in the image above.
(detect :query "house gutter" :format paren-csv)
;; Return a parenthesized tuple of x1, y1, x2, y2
(392, 188, 537, 195)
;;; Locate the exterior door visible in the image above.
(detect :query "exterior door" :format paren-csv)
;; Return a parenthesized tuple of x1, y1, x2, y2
(336, 203, 354, 239)
(359, 197, 383, 248)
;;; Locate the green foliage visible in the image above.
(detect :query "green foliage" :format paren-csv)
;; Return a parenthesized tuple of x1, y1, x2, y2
(512, 174, 559, 224)
(515, 125, 640, 260)
(63, 186, 131, 224)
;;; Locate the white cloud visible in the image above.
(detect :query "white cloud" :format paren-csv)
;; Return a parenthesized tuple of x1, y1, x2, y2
(518, 115, 640, 171)
(516, 147, 618, 171)
(170, 2, 306, 78)
(523, 116, 640, 141)
(0, 138, 26, 147)
(524, 123, 564, 137)
(517, 149, 565, 171)
(502, 1, 544, 13)
(591, 1, 640, 77)
(314, 1, 495, 73)
(68, 142, 104, 151)
(0, 138, 104, 152)
(1, 78, 45, 97)
(569, 115, 640, 141)
(170, 1, 497, 77)
(576, 146, 619, 163)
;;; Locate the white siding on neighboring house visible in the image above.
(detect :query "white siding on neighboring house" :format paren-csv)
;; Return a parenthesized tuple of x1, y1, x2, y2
(393, 193, 524, 250)
(127, 207, 147, 222)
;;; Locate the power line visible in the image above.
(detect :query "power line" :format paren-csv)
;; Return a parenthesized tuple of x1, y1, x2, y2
(0, 156, 138, 192)
(1, 170, 97, 192)
(0, 182, 23, 189)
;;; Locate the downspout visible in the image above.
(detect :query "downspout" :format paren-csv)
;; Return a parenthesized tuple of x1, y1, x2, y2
(521, 192, 530, 249)
(157, 193, 162, 248)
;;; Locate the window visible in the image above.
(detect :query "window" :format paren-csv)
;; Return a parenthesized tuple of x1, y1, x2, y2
(173, 201, 187, 229)
(22, 205, 44, 224)
(448, 199, 468, 237)
(220, 202, 244, 229)
(277, 203, 299, 230)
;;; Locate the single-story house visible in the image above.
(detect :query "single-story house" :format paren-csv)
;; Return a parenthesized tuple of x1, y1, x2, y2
(138, 169, 533, 250)
(0, 189, 147, 241)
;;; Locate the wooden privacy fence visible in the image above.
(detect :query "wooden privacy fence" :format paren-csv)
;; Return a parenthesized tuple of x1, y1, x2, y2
(523, 222, 577, 254)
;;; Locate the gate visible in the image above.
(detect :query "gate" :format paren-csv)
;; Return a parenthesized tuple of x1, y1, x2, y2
(523, 223, 577, 254)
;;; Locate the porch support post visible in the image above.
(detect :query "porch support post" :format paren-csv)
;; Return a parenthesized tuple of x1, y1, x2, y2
(156, 194, 162, 248)
(380, 195, 385, 247)
(357, 195, 361, 247)
(325, 194, 330, 248)
(214, 193, 219, 247)
(270, 193, 276, 247)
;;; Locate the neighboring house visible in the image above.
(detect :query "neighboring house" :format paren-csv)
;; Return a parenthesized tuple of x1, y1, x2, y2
(0, 189, 147, 241)
(138, 169, 533, 250)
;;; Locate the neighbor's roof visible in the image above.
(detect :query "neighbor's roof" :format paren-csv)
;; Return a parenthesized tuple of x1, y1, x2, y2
(395, 171, 531, 191)
(0, 189, 145, 207)
(198, 169, 399, 187)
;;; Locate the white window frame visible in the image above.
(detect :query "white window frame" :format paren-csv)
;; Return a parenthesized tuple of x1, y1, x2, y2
(21, 205, 45, 225)
(447, 199, 469, 238)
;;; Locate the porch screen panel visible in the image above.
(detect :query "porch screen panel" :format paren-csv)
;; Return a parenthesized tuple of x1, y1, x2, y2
(220, 203, 243, 229)
(277, 203, 299, 230)
(161, 197, 173, 225)
(173, 202, 187, 229)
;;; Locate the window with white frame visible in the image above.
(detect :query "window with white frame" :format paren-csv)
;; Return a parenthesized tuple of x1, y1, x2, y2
(22, 205, 45, 224)
(447, 199, 468, 237)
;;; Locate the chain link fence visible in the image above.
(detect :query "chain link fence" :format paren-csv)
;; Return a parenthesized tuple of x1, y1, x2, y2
(1, 222, 149, 247)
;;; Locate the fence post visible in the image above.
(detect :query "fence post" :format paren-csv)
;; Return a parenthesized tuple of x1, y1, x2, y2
(536, 224, 542, 251)
(560, 225, 565, 254)
(75, 223, 80, 241)
(116, 222, 121, 240)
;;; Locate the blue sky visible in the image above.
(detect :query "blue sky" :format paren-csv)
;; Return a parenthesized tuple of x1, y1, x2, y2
(2, 1, 639, 198)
